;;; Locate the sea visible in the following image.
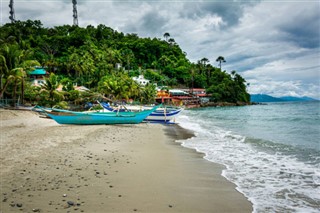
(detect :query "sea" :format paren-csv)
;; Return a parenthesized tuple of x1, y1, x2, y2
(175, 101, 320, 213)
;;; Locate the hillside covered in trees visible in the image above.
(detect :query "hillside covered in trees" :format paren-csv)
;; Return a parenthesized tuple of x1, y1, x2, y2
(0, 20, 250, 107)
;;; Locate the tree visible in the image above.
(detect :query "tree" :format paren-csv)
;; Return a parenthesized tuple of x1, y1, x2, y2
(139, 83, 157, 104)
(39, 42, 58, 72)
(168, 38, 175, 46)
(200, 57, 209, 66)
(216, 56, 226, 71)
(0, 20, 251, 105)
(197, 58, 209, 76)
(121, 48, 135, 70)
(0, 44, 40, 105)
(98, 73, 140, 102)
(163, 32, 170, 42)
(41, 73, 64, 107)
(189, 65, 196, 92)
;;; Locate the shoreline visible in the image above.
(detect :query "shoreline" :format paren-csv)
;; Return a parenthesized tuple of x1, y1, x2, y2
(0, 109, 252, 212)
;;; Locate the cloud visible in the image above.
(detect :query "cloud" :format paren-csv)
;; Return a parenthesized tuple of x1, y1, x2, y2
(1, 0, 319, 99)
(186, 1, 320, 99)
(180, 1, 258, 28)
(248, 79, 320, 99)
(275, 3, 320, 49)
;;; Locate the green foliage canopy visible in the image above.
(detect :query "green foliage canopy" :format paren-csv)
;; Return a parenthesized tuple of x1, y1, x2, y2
(0, 20, 250, 106)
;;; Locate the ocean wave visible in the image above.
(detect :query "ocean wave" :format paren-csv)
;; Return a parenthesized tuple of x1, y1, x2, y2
(176, 109, 320, 212)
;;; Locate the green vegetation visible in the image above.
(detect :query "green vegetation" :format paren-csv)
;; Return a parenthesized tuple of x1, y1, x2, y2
(0, 20, 250, 107)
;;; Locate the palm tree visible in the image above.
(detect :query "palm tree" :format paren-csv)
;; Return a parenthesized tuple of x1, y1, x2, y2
(41, 73, 64, 107)
(0, 44, 40, 105)
(139, 83, 157, 104)
(0, 44, 21, 89)
(163, 32, 170, 42)
(196, 58, 209, 76)
(200, 57, 209, 66)
(98, 75, 128, 101)
(12, 67, 28, 106)
(0, 66, 36, 106)
(216, 56, 226, 71)
(168, 38, 175, 46)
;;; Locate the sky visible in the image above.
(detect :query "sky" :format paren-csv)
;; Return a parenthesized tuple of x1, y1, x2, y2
(1, 0, 320, 99)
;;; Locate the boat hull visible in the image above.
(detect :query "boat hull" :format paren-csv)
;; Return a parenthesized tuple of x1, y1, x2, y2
(100, 103, 182, 123)
(45, 105, 161, 125)
(144, 109, 182, 123)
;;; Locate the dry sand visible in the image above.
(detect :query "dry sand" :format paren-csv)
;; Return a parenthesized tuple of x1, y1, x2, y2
(0, 109, 252, 212)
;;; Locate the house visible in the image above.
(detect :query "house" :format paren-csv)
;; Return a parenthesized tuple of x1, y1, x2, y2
(181, 88, 210, 103)
(169, 89, 189, 96)
(180, 88, 206, 96)
(56, 85, 90, 92)
(154, 88, 201, 108)
(190, 88, 207, 97)
(132, 75, 150, 86)
(29, 67, 48, 79)
(28, 67, 49, 86)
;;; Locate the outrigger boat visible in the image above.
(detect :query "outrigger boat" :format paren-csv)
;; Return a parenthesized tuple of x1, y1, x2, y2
(100, 102, 182, 123)
(36, 104, 161, 125)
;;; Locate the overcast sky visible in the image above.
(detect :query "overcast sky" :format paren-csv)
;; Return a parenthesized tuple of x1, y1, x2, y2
(1, 0, 319, 99)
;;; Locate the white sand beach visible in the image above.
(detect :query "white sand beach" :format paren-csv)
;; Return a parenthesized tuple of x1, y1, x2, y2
(0, 109, 252, 212)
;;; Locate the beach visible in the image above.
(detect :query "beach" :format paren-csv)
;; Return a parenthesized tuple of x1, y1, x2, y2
(0, 109, 252, 213)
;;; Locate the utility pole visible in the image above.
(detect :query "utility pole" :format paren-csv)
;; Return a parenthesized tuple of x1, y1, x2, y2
(72, 0, 78, 26)
(9, 0, 15, 23)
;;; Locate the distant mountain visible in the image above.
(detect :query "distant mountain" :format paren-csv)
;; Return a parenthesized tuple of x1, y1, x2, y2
(250, 94, 318, 102)
(280, 96, 317, 102)
(250, 94, 283, 102)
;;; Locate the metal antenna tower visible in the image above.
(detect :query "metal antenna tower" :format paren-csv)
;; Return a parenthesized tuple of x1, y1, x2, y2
(72, 0, 78, 26)
(9, 0, 15, 23)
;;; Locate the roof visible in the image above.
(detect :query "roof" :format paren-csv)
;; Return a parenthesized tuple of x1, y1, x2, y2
(29, 68, 47, 75)
(74, 86, 90, 92)
(169, 89, 189, 95)
(191, 88, 206, 91)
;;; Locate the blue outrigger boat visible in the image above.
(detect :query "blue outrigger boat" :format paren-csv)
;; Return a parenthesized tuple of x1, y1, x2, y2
(39, 104, 161, 125)
(100, 102, 182, 123)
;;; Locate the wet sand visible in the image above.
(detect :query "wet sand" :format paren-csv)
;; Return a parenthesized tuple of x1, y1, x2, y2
(0, 109, 252, 212)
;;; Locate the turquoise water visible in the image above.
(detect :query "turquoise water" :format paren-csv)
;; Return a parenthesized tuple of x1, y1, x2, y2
(176, 101, 320, 212)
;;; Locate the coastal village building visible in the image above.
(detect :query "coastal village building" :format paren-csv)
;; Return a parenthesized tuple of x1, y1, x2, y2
(56, 85, 90, 92)
(132, 75, 150, 86)
(29, 67, 90, 92)
(155, 88, 202, 108)
(29, 67, 49, 86)
(181, 88, 210, 103)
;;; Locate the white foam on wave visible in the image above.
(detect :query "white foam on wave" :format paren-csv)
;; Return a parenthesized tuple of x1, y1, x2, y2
(177, 112, 320, 213)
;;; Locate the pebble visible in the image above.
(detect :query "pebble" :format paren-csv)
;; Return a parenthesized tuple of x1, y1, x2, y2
(32, 208, 40, 212)
(17, 203, 23, 207)
(67, 201, 75, 206)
